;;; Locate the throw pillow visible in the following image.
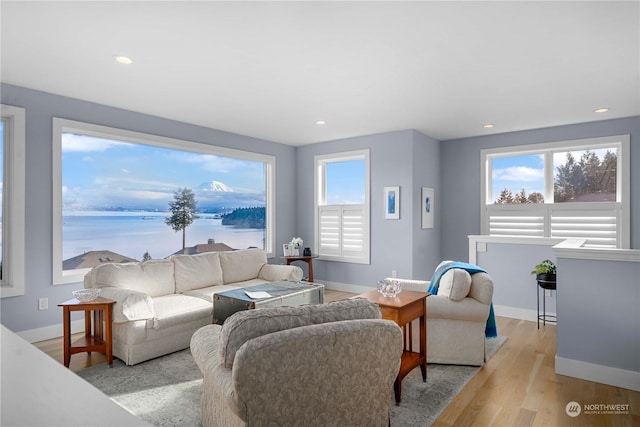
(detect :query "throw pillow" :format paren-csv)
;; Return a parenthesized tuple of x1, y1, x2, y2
(438, 268, 472, 301)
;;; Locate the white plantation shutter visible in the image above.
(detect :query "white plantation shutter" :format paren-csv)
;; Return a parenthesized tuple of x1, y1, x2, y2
(485, 202, 619, 248)
(318, 204, 368, 261)
(550, 203, 619, 248)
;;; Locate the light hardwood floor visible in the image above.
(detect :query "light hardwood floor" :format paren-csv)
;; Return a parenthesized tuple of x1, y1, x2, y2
(34, 289, 639, 426)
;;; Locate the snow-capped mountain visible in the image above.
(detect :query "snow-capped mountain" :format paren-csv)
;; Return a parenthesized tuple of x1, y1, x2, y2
(198, 180, 234, 192)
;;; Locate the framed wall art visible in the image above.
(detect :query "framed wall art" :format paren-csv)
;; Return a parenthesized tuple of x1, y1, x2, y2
(421, 187, 434, 229)
(384, 186, 400, 220)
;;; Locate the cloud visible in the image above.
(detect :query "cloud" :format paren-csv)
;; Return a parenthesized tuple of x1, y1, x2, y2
(62, 134, 132, 153)
(493, 166, 543, 182)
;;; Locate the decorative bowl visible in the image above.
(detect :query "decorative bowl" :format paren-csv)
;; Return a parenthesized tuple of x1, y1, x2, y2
(72, 288, 101, 302)
(377, 279, 402, 297)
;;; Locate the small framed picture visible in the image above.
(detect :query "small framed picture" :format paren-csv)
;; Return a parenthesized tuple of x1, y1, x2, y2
(421, 187, 434, 229)
(384, 186, 400, 220)
(283, 243, 291, 257)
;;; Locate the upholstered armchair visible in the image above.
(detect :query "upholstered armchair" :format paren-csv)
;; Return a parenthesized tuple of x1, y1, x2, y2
(392, 268, 494, 366)
(190, 299, 403, 427)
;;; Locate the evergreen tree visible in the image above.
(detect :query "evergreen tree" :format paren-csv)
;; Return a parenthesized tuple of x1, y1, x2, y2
(165, 188, 199, 250)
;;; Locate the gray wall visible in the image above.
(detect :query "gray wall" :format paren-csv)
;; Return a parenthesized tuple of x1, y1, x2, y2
(0, 84, 299, 334)
(441, 116, 640, 261)
(295, 129, 442, 287)
(477, 242, 557, 315)
(556, 256, 640, 375)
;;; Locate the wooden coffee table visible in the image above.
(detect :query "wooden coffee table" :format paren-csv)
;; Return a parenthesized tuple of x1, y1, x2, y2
(357, 289, 429, 404)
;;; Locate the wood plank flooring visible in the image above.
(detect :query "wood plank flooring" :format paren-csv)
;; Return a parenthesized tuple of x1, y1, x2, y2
(33, 289, 639, 426)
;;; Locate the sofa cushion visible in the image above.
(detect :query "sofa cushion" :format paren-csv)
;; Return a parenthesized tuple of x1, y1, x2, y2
(92, 260, 175, 297)
(219, 249, 267, 284)
(438, 269, 471, 301)
(218, 298, 381, 368)
(172, 252, 224, 293)
(150, 294, 213, 329)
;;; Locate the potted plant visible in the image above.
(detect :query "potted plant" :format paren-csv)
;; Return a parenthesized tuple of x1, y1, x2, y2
(531, 259, 556, 282)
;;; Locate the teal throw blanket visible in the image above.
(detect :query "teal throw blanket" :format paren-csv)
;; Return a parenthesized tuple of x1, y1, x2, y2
(427, 261, 498, 338)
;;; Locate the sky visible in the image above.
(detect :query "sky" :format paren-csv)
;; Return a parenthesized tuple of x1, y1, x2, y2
(491, 148, 616, 202)
(61, 133, 266, 211)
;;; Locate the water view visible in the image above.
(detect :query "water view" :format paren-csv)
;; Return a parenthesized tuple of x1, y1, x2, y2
(63, 211, 265, 265)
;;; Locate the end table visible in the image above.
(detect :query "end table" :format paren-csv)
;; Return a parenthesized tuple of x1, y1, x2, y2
(281, 254, 319, 282)
(357, 290, 429, 405)
(58, 296, 116, 368)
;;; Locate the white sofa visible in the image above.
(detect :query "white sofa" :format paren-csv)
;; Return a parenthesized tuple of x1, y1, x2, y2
(392, 268, 494, 366)
(83, 249, 303, 365)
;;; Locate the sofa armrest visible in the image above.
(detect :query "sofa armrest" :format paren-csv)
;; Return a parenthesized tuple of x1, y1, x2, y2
(427, 295, 490, 322)
(96, 287, 154, 323)
(386, 278, 430, 293)
(258, 264, 303, 282)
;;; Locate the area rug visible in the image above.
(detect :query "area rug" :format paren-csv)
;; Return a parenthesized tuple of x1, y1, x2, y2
(77, 336, 506, 427)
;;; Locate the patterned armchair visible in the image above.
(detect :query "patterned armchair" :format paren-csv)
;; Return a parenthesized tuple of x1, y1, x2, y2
(190, 299, 403, 427)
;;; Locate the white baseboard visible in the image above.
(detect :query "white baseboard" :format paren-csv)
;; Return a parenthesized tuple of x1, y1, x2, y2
(320, 281, 373, 296)
(16, 320, 85, 343)
(494, 304, 557, 324)
(555, 355, 640, 392)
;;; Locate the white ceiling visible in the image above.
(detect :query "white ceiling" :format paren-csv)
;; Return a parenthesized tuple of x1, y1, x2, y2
(1, 1, 639, 146)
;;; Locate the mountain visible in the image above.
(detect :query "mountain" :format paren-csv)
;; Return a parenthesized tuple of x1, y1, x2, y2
(198, 180, 234, 192)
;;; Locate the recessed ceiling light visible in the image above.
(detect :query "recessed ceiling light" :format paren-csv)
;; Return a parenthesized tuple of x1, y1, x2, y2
(114, 56, 133, 65)
(315, 120, 327, 125)
(483, 124, 494, 129)
(594, 108, 609, 113)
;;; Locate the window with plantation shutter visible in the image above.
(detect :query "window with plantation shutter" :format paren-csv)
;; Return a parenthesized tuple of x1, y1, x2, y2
(481, 135, 629, 249)
(315, 150, 370, 264)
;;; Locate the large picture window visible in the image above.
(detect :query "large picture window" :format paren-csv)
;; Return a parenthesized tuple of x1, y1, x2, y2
(53, 119, 275, 284)
(481, 135, 629, 248)
(1, 105, 26, 297)
(314, 150, 370, 263)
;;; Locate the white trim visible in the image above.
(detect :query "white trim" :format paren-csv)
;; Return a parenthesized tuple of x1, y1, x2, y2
(555, 356, 640, 392)
(0, 105, 26, 298)
(553, 239, 640, 262)
(320, 280, 372, 295)
(493, 304, 542, 323)
(52, 118, 276, 285)
(15, 319, 85, 343)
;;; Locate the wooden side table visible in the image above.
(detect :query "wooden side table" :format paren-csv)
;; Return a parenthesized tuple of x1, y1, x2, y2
(357, 290, 429, 405)
(58, 296, 116, 368)
(281, 254, 319, 282)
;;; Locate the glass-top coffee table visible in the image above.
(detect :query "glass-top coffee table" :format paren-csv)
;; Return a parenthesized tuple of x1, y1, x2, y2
(213, 281, 324, 324)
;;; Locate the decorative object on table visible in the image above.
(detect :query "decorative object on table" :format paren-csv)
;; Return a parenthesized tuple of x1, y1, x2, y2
(531, 259, 556, 282)
(283, 243, 292, 257)
(72, 288, 101, 302)
(303, 247, 312, 256)
(290, 237, 303, 256)
(384, 186, 400, 220)
(421, 187, 434, 229)
(377, 278, 402, 297)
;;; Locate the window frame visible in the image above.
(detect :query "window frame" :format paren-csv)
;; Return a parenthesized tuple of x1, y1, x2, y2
(314, 149, 370, 264)
(52, 118, 276, 285)
(480, 135, 630, 248)
(0, 105, 26, 298)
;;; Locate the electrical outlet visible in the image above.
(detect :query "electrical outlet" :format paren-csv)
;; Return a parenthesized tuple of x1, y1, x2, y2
(391, 270, 397, 278)
(545, 289, 551, 297)
(38, 297, 48, 310)
(477, 242, 487, 252)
